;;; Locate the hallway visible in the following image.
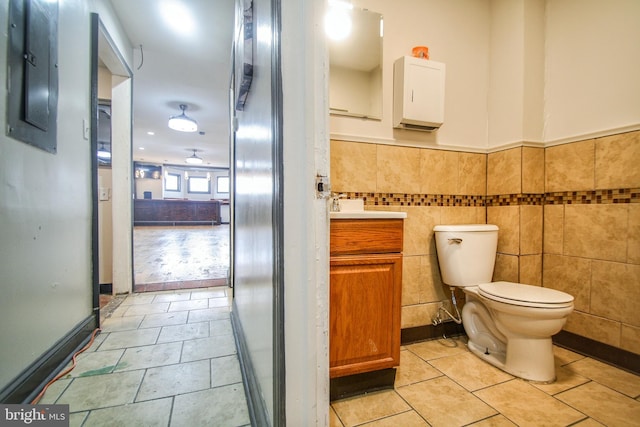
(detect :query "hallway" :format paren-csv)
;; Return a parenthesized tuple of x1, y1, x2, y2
(40, 287, 249, 426)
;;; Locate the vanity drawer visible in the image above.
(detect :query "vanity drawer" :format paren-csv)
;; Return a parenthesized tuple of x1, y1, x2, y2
(330, 219, 403, 255)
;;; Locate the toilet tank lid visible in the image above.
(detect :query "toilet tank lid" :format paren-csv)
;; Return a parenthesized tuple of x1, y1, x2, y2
(434, 224, 499, 232)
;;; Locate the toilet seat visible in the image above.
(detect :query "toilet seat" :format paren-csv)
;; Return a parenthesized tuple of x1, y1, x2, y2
(478, 281, 574, 309)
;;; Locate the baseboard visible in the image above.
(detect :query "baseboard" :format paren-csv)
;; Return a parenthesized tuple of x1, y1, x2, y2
(330, 368, 396, 401)
(0, 315, 98, 404)
(553, 331, 640, 375)
(401, 321, 466, 345)
(231, 302, 270, 427)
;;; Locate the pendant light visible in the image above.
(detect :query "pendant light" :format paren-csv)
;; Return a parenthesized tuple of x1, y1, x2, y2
(185, 149, 203, 164)
(168, 104, 198, 132)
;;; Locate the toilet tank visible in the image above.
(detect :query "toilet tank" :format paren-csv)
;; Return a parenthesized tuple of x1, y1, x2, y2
(433, 224, 499, 287)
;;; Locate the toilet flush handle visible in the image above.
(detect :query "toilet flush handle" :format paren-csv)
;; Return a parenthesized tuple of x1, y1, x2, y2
(448, 238, 463, 244)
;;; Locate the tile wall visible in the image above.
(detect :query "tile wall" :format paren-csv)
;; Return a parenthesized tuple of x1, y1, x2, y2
(542, 131, 640, 355)
(330, 140, 487, 330)
(330, 130, 640, 357)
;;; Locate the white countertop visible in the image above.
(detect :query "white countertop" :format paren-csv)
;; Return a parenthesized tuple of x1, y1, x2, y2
(330, 210, 407, 219)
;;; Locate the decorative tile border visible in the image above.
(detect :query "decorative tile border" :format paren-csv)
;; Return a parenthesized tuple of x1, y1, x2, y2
(341, 188, 639, 208)
(347, 192, 485, 207)
(545, 188, 640, 205)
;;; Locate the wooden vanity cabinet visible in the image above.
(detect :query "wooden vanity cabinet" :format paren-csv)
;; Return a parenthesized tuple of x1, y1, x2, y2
(329, 218, 403, 378)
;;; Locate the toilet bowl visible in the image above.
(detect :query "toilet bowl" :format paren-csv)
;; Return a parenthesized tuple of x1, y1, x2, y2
(434, 225, 574, 382)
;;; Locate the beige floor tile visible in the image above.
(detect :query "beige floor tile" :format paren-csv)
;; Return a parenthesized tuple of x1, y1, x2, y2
(474, 379, 585, 426)
(394, 349, 442, 387)
(181, 333, 237, 362)
(119, 293, 157, 306)
(331, 390, 411, 427)
(136, 359, 210, 401)
(429, 352, 513, 391)
(100, 315, 144, 332)
(168, 299, 209, 312)
(566, 358, 640, 398)
(211, 355, 242, 388)
(397, 376, 497, 426)
(532, 364, 590, 395)
(64, 349, 124, 377)
(98, 327, 160, 351)
(330, 406, 344, 427)
(406, 337, 468, 362)
(556, 381, 640, 426)
(152, 292, 192, 303)
(139, 311, 189, 328)
(171, 384, 249, 427)
(83, 397, 172, 426)
(467, 414, 517, 426)
(123, 302, 170, 316)
(556, 381, 640, 427)
(188, 307, 230, 323)
(114, 341, 182, 371)
(38, 378, 72, 404)
(571, 418, 606, 426)
(209, 296, 230, 308)
(359, 410, 428, 426)
(191, 288, 227, 299)
(210, 318, 233, 336)
(68, 412, 88, 427)
(157, 321, 210, 343)
(552, 345, 586, 366)
(56, 370, 144, 412)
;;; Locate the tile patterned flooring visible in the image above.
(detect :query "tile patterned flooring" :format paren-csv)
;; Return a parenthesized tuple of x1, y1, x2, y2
(40, 286, 640, 426)
(40, 287, 250, 427)
(330, 337, 640, 427)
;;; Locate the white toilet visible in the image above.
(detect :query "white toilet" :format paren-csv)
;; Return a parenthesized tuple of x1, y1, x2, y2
(433, 224, 574, 382)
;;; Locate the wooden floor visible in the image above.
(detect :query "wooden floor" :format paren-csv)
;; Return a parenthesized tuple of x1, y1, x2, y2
(133, 225, 230, 292)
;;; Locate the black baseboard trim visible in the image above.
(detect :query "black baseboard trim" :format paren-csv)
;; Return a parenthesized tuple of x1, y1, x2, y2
(401, 321, 466, 345)
(231, 302, 270, 427)
(99, 283, 112, 294)
(330, 368, 396, 401)
(553, 331, 640, 375)
(0, 315, 98, 404)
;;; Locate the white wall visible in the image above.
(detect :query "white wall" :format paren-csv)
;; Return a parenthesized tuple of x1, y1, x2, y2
(0, 0, 129, 390)
(331, 0, 640, 151)
(330, 0, 492, 150)
(544, 0, 640, 142)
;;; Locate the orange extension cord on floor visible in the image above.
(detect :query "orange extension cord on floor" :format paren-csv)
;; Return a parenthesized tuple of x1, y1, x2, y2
(31, 328, 102, 405)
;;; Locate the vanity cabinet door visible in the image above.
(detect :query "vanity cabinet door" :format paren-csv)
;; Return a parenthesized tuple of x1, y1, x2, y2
(329, 253, 402, 378)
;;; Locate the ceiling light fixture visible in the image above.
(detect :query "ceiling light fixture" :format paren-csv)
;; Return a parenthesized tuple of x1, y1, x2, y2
(168, 104, 198, 132)
(185, 149, 203, 165)
(325, 0, 353, 41)
(97, 143, 111, 159)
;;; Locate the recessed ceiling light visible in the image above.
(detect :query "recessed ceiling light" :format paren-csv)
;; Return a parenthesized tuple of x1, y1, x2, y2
(139, 147, 145, 150)
(161, 1, 195, 36)
(147, 131, 155, 136)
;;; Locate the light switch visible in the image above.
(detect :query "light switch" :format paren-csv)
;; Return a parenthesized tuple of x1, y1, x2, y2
(99, 187, 109, 201)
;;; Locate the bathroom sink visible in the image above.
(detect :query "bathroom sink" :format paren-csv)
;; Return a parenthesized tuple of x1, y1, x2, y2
(330, 211, 407, 219)
(330, 198, 407, 219)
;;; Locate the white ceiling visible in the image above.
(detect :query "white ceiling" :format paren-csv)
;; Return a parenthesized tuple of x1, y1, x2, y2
(108, 0, 235, 168)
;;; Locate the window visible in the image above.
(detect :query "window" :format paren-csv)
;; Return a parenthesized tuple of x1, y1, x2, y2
(188, 176, 210, 194)
(165, 173, 181, 192)
(217, 176, 229, 193)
